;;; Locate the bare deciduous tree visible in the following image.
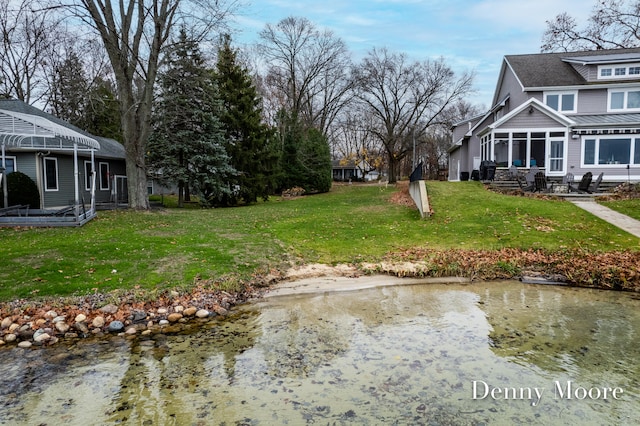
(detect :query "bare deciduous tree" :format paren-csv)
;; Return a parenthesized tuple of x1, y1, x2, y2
(0, 0, 60, 104)
(333, 110, 384, 181)
(258, 16, 354, 136)
(354, 47, 474, 183)
(54, 0, 237, 209)
(542, 0, 640, 52)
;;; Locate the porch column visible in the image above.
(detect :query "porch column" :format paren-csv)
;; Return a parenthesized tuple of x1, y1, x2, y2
(1, 143, 7, 207)
(73, 142, 79, 218)
(90, 149, 96, 214)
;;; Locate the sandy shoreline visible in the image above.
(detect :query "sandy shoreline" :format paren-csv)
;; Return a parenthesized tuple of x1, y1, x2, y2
(265, 274, 471, 298)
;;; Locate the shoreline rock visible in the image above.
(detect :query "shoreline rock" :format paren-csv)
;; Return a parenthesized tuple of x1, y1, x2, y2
(0, 285, 263, 349)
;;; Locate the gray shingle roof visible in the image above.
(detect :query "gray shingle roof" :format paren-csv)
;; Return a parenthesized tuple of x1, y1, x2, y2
(505, 47, 640, 88)
(0, 98, 124, 159)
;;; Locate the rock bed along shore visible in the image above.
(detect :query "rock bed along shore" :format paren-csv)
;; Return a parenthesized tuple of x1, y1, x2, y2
(0, 285, 264, 349)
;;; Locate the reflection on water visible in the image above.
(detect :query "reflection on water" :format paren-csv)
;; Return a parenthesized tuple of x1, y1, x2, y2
(0, 281, 638, 425)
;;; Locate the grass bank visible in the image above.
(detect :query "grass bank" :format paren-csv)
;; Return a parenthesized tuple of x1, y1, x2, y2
(1, 181, 639, 302)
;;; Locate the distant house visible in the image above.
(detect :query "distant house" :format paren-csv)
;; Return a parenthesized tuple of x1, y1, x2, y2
(0, 99, 126, 226)
(332, 159, 380, 182)
(449, 47, 640, 183)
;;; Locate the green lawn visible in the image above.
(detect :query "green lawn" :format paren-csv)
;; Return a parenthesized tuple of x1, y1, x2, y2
(0, 181, 638, 301)
(601, 198, 640, 221)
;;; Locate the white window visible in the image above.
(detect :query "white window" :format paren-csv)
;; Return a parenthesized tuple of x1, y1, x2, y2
(608, 89, 640, 111)
(599, 63, 640, 80)
(44, 157, 58, 191)
(1, 156, 17, 174)
(583, 136, 640, 166)
(84, 161, 93, 191)
(544, 91, 577, 113)
(99, 162, 110, 191)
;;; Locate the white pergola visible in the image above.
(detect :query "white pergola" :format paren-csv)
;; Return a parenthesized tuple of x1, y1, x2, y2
(0, 108, 100, 215)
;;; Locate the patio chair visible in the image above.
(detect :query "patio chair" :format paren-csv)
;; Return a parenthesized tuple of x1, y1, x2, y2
(508, 165, 518, 180)
(588, 172, 604, 193)
(577, 172, 593, 193)
(533, 172, 547, 192)
(563, 172, 576, 192)
(517, 171, 535, 192)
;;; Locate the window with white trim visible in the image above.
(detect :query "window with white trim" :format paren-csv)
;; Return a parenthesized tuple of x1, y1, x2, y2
(599, 63, 640, 79)
(583, 136, 640, 165)
(608, 88, 640, 111)
(1, 156, 17, 174)
(544, 91, 577, 113)
(44, 157, 58, 191)
(84, 161, 93, 191)
(99, 162, 110, 191)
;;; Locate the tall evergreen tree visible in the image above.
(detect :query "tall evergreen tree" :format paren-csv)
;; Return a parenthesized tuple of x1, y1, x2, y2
(148, 28, 235, 207)
(214, 34, 280, 205)
(279, 111, 332, 193)
(49, 51, 121, 141)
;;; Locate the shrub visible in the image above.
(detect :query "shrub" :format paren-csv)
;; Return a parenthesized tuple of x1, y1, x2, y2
(2, 171, 40, 208)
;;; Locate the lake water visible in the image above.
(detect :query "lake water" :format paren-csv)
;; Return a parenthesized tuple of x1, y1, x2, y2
(0, 280, 638, 425)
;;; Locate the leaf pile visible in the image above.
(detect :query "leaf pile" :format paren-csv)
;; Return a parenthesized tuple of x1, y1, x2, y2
(364, 248, 640, 291)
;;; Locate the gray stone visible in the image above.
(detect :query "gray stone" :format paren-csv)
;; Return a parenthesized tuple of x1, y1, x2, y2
(52, 315, 66, 324)
(33, 332, 51, 343)
(107, 321, 125, 333)
(195, 309, 210, 318)
(55, 322, 70, 333)
(74, 322, 90, 334)
(130, 310, 147, 323)
(100, 304, 119, 314)
(18, 341, 32, 348)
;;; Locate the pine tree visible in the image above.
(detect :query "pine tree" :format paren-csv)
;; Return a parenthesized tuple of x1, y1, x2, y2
(148, 29, 235, 207)
(48, 51, 121, 140)
(279, 111, 332, 193)
(214, 34, 280, 205)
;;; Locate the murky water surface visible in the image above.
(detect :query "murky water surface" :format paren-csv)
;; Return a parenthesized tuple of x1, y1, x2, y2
(1, 281, 639, 425)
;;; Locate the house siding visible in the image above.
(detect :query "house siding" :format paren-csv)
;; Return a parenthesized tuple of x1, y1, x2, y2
(498, 67, 528, 110)
(498, 109, 564, 129)
(577, 89, 608, 114)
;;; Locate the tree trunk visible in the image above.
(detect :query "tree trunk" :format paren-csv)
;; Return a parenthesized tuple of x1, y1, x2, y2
(178, 181, 184, 208)
(388, 154, 400, 184)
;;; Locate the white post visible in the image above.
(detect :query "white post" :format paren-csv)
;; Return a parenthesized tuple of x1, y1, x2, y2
(1, 143, 7, 207)
(90, 149, 96, 214)
(73, 142, 79, 218)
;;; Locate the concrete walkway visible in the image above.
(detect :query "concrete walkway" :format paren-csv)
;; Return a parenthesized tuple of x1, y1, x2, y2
(569, 199, 640, 239)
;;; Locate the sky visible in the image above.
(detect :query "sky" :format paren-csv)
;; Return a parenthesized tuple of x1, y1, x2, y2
(230, 0, 593, 108)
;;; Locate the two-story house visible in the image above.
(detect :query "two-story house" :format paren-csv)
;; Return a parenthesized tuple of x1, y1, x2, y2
(449, 47, 640, 183)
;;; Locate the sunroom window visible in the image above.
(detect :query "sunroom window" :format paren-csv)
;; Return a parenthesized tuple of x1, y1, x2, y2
(583, 137, 639, 165)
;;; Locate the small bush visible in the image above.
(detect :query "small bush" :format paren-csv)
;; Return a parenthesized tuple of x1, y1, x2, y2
(1, 171, 40, 208)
